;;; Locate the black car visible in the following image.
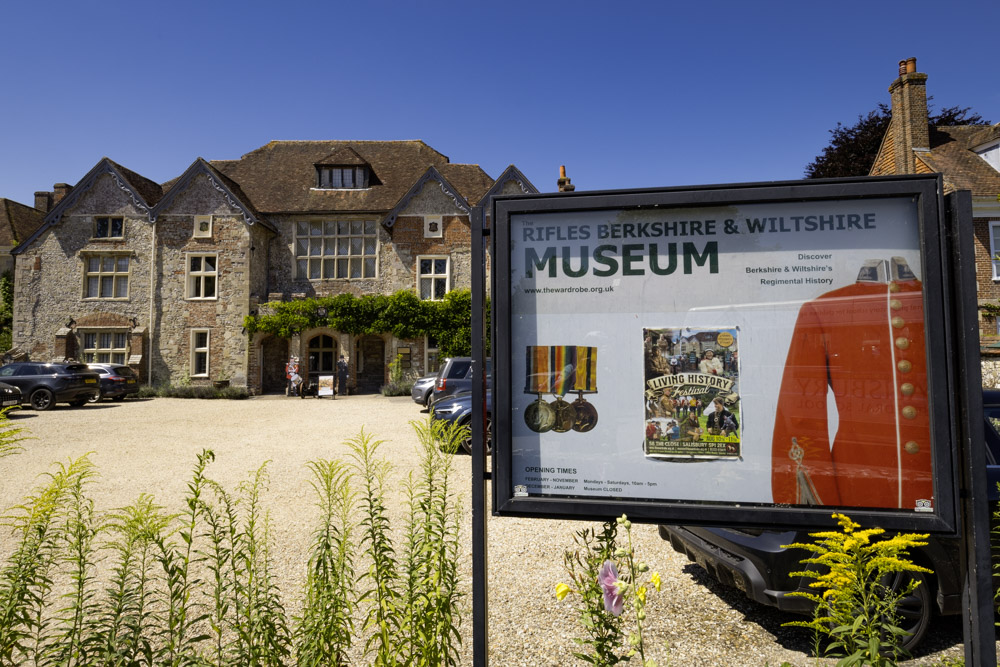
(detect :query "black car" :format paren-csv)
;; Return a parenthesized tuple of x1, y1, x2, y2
(0, 382, 22, 410)
(0, 362, 100, 410)
(87, 363, 140, 402)
(659, 389, 1000, 651)
(430, 390, 491, 455)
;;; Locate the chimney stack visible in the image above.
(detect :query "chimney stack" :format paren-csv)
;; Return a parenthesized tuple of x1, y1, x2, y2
(52, 183, 73, 204)
(34, 191, 53, 213)
(557, 165, 575, 192)
(888, 57, 929, 174)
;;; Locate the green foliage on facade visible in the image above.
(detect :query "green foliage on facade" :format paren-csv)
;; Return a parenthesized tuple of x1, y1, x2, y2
(244, 290, 489, 358)
(0, 271, 12, 352)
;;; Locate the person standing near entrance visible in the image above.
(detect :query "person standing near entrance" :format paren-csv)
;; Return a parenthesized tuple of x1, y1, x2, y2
(337, 355, 349, 397)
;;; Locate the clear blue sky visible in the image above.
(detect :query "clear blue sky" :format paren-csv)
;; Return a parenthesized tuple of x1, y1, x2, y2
(2, 0, 998, 207)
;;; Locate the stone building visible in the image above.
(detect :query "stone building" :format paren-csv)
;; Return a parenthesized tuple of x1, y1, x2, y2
(869, 58, 1000, 349)
(13, 141, 537, 393)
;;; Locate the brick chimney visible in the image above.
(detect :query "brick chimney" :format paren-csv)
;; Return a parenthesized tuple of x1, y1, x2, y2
(52, 183, 73, 204)
(557, 165, 575, 192)
(34, 191, 53, 213)
(888, 57, 930, 174)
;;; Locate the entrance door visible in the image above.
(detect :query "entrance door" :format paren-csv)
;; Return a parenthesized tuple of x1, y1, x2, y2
(356, 336, 385, 394)
(307, 334, 337, 384)
(260, 336, 288, 393)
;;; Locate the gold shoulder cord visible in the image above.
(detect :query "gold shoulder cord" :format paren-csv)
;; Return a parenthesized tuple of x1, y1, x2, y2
(790, 437, 822, 505)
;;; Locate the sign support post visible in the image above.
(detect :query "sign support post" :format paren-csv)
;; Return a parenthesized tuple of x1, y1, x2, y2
(471, 204, 489, 667)
(946, 190, 996, 666)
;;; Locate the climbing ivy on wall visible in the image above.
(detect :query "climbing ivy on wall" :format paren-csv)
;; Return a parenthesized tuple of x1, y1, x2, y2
(243, 289, 490, 358)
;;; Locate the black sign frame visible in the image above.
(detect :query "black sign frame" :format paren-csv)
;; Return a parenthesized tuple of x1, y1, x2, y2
(489, 174, 966, 534)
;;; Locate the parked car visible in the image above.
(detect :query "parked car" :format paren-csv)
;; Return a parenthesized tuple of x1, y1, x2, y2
(87, 363, 140, 402)
(0, 362, 100, 410)
(411, 373, 438, 407)
(659, 389, 1000, 652)
(429, 357, 491, 408)
(430, 389, 491, 455)
(0, 382, 22, 410)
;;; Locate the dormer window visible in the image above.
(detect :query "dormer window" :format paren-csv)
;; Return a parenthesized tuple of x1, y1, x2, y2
(317, 166, 370, 189)
(975, 140, 1000, 173)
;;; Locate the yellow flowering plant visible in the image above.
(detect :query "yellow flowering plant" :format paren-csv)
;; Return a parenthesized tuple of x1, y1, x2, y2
(782, 513, 931, 667)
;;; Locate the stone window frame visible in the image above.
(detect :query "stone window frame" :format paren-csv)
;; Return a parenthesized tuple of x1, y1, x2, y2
(416, 255, 449, 300)
(190, 329, 210, 377)
(193, 215, 213, 239)
(990, 221, 1000, 281)
(294, 220, 378, 281)
(83, 253, 130, 300)
(186, 253, 219, 300)
(80, 329, 129, 364)
(92, 216, 124, 240)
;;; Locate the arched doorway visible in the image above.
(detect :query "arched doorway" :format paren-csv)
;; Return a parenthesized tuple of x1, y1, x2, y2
(260, 335, 288, 393)
(356, 335, 385, 394)
(307, 334, 337, 384)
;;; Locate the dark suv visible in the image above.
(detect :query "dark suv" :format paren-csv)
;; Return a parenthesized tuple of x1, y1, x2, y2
(659, 389, 1000, 652)
(429, 357, 491, 408)
(0, 362, 100, 410)
(87, 363, 140, 402)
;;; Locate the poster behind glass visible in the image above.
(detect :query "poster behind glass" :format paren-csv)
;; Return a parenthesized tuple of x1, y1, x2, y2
(509, 198, 932, 512)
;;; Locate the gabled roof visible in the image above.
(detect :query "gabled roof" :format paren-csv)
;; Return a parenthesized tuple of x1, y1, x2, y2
(0, 199, 44, 247)
(316, 146, 369, 166)
(915, 124, 1000, 196)
(475, 164, 539, 206)
(210, 140, 490, 214)
(16, 158, 164, 255)
(383, 165, 480, 228)
(154, 158, 274, 232)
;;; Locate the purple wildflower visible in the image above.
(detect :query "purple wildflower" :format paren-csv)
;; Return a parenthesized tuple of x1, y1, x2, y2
(598, 560, 624, 616)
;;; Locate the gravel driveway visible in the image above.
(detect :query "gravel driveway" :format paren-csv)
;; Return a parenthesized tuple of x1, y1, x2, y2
(0, 395, 973, 666)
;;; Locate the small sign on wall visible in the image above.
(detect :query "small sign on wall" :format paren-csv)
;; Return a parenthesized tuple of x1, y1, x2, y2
(424, 215, 443, 238)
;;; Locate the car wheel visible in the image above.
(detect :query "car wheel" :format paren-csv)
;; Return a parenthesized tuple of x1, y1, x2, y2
(460, 416, 492, 456)
(69, 398, 88, 407)
(112, 395, 126, 402)
(888, 570, 932, 653)
(30, 388, 54, 411)
(87, 392, 102, 403)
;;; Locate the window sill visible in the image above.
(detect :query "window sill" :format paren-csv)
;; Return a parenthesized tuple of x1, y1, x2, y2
(186, 297, 219, 301)
(82, 297, 130, 301)
(309, 187, 372, 192)
(87, 238, 125, 242)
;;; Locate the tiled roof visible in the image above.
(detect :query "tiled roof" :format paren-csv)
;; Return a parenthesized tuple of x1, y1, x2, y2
(106, 159, 165, 206)
(0, 199, 43, 246)
(210, 141, 493, 214)
(917, 125, 1000, 196)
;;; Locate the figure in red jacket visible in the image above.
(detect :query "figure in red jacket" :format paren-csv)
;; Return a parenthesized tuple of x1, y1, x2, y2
(771, 258, 933, 510)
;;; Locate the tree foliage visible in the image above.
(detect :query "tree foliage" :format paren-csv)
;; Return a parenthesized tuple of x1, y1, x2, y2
(244, 289, 488, 358)
(805, 102, 991, 179)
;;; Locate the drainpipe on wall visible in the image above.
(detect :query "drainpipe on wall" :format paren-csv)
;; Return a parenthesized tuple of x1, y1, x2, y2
(148, 220, 156, 385)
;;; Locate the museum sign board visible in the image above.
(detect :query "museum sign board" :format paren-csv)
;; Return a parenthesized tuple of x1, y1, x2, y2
(490, 175, 967, 532)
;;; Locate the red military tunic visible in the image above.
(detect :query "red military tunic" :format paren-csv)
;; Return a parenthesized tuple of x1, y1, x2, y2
(771, 264, 932, 509)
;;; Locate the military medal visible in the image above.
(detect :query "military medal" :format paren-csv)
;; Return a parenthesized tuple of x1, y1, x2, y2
(524, 395, 556, 433)
(571, 391, 598, 432)
(550, 396, 577, 433)
(525, 345, 599, 434)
